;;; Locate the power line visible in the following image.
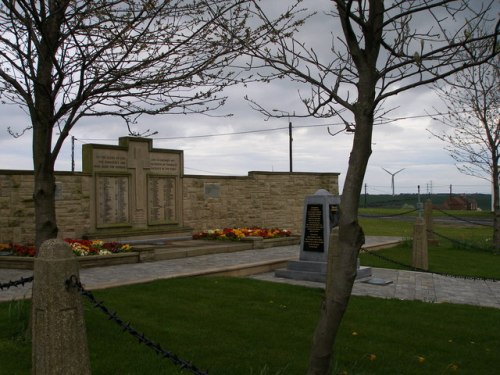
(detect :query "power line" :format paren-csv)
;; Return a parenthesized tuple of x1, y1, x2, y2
(184, 166, 236, 175)
(73, 122, 341, 142)
(73, 110, 458, 143)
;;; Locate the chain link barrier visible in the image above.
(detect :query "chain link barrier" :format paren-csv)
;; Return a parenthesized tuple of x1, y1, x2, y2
(0, 275, 34, 291)
(65, 275, 208, 375)
(428, 229, 495, 253)
(363, 197, 417, 208)
(361, 248, 499, 282)
(0, 275, 207, 373)
(359, 208, 418, 218)
(434, 208, 493, 227)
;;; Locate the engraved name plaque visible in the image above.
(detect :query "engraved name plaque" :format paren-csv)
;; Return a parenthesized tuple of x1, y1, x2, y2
(148, 176, 176, 224)
(96, 175, 129, 227)
(303, 204, 324, 252)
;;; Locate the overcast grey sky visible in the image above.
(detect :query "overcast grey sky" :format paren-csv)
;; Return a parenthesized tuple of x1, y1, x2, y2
(0, 0, 496, 196)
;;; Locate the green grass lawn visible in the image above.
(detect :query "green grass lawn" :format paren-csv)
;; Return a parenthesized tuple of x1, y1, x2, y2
(1, 208, 497, 374)
(1, 277, 499, 375)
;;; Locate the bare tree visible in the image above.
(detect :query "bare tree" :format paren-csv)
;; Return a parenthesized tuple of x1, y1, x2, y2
(0, 0, 298, 250)
(430, 55, 499, 251)
(222, 0, 499, 373)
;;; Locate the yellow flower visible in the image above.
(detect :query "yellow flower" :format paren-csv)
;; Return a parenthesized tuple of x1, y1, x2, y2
(417, 356, 426, 363)
(232, 229, 245, 238)
(367, 354, 377, 361)
(120, 244, 132, 251)
(447, 363, 459, 371)
(352, 331, 358, 336)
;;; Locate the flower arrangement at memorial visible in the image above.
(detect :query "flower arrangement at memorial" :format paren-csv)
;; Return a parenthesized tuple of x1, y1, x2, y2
(65, 239, 132, 256)
(192, 227, 292, 241)
(0, 239, 132, 257)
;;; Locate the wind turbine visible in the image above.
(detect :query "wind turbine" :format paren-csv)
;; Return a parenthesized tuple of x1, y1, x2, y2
(382, 168, 405, 196)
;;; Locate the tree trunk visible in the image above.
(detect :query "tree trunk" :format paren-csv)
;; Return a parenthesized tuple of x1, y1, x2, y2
(32, 125, 58, 251)
(307, 107, 373, 374)
(492, 151, 499, 252)
(30, 2, 67, 251)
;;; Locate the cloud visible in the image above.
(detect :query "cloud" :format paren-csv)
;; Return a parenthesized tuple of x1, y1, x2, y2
(0, 0, 493, 196)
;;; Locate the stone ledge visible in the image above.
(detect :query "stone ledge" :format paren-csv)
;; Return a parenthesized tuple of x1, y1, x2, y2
(0, 252, 139, 270)
(241, 235, 300, 249)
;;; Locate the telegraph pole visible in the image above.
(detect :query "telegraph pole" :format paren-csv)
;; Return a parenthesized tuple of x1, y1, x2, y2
(71, 136, 75, 172)
(289, 120, 293, 172)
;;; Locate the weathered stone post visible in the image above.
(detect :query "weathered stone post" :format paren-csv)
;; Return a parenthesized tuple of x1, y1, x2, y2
(424, 199, 437, 245)
(412, 217, 428, 270)
(32, 239, 91, 375)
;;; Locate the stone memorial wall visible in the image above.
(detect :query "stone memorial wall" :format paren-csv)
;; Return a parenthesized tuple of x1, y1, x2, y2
(82, 137, 184, 237)
(0, 138, 340, 243)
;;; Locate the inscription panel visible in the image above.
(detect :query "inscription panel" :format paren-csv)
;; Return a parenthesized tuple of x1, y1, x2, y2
(149, 153, 180, 174)
(147, 176, 176, 224)
(303, 204, 324, 252)
(96, 175, 130, 227)
(92, 149, 128, 171)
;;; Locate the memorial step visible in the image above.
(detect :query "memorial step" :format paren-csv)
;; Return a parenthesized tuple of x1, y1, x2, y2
(153, 242, 254, 261)
(286, 260, 328, 274)
(275, 265, 372, 283)
(85, 227, 193, 242)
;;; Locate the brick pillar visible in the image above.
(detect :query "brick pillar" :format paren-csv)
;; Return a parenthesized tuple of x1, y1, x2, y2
(32, 239, 91, 375)
(412, 217, 428, 270)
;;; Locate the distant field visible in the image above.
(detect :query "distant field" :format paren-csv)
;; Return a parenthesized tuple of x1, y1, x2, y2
(361, 193, 492, 211)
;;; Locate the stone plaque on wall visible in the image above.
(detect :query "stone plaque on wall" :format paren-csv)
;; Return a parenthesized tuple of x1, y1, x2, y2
(147, 176, 176, 225)
(82, 137, 183, 235)
(96, 175, 129, 227)
(204, 183, 221, 199)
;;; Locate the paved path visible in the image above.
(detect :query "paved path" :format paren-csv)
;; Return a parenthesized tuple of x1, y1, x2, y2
(1, 237, 499, 309)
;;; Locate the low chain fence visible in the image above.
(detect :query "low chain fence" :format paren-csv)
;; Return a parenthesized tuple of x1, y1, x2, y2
(428, 208, 495, 253)
(361, 248, 499, 282)
(429, 229, 495, 253)
(0, 274, 208, 375)
(359, 208, 418, 218)
(360, 202, 498, 281)
(361, 200, 495, 253)
(434, 208, 493, 227)
(0, 275, 33, 291)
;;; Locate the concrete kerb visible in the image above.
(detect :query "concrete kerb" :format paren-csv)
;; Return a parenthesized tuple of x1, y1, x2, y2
(82, 258, 293, 291)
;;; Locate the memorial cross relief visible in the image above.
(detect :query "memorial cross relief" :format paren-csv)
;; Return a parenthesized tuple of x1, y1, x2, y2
(83, 137, 183, 233)
(127, 141, 150, 226)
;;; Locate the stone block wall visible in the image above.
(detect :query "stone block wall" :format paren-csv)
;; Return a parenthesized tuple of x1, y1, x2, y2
(0, 171, 92, 244)
(0, 170, 338, 243)
(183, 172, 339, 234)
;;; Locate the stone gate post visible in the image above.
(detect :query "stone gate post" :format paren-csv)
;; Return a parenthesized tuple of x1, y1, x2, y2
(424, 199, 437, 244)
(32, 239, 91, 375)
(412, 217, 429, 270)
